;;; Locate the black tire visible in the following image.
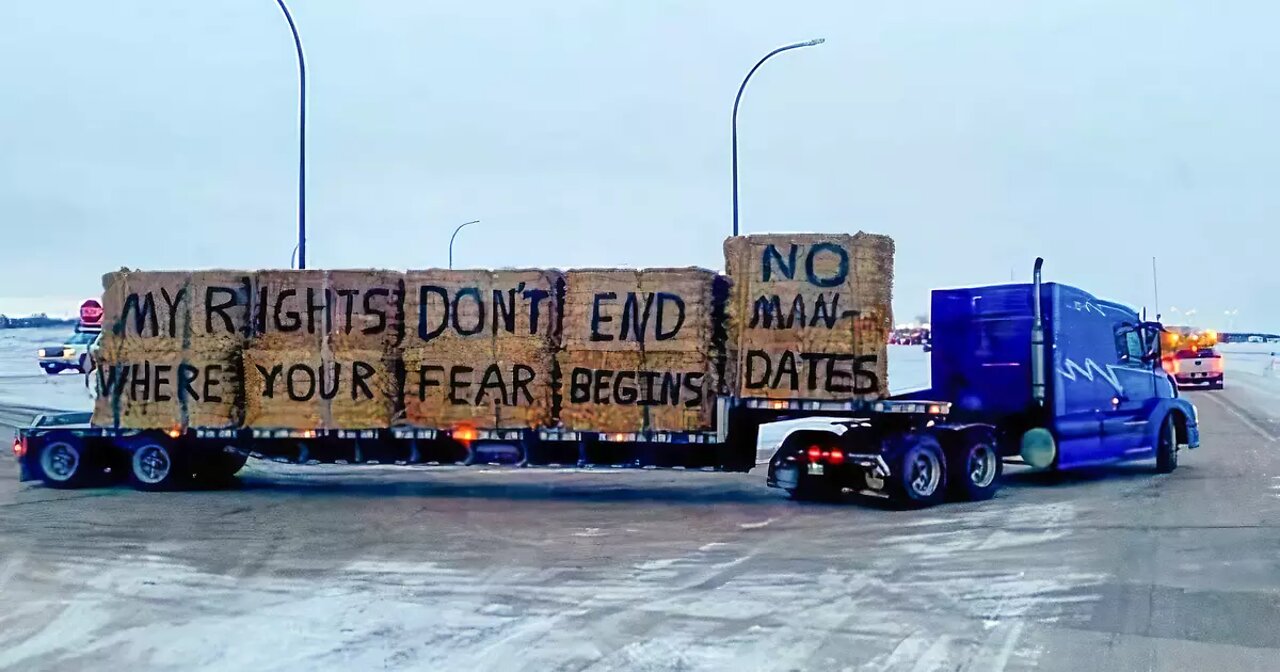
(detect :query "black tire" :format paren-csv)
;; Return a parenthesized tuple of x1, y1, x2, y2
(890, 435, 947, 507)
(1156, 414, 1179, 474)
(36, 438, 91, 489)
(948, 434, 1003, 501)
(128, 437, 189, 491)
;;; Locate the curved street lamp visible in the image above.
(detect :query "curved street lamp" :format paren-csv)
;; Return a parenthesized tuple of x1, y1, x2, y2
(731, 38, 825, 237)
(274, 0, 307, 269)
(449, 220, 481, 269)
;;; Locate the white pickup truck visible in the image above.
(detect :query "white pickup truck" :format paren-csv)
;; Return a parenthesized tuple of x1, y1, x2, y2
(1168, 348, 1224, 389)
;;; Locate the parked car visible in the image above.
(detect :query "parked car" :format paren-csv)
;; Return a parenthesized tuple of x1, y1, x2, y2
(37, 329, 99, 375)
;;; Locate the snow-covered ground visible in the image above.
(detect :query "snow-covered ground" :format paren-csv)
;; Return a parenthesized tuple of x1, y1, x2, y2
(0, 326, 94, 413)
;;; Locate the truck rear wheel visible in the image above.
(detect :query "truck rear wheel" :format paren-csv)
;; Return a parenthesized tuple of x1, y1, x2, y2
(128, 438, 188, 491)
(1156, 415, 1179, 474)
(949, 435, 1002, 501)
(37, 439, 90, 489)
(891, 436, 947, 507)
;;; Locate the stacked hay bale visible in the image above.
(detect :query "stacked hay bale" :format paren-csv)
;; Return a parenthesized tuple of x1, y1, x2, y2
(89, 232, 893, 435)
(93, 270, 252, 429)
(400, 269, 562, 429)
(723, 233, 893, 402)
(243, 270, 402, 430)
(558, 267, 724, 433)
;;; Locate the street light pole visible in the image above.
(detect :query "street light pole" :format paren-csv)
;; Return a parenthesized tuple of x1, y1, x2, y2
(449, 220, 480, 269)
(732, 38, 825, 237)
(274, 0, 307, 269)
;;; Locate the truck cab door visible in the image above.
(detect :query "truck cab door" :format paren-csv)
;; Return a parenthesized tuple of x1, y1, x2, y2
(1100, 325, 1161, 458)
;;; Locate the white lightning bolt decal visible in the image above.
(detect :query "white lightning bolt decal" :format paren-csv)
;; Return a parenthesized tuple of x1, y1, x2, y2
(1057, 358, 1124, 394)
(1067, 300, 1112, 316)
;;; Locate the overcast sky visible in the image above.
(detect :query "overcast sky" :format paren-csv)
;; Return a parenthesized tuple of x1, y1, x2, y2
(1, 1, 1276, 331)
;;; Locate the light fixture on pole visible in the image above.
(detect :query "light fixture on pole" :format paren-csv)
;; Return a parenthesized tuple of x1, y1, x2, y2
(449, 220, 481, 269)
(731, 38, 825, 237)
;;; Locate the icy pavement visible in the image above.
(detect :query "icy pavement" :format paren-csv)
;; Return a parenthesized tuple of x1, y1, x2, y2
(3, 334, 1280, 670)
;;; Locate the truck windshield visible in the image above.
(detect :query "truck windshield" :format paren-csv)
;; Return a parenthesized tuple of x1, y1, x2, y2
(66, 332, 98, 345)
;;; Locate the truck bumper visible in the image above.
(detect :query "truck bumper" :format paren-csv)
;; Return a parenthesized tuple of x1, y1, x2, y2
(767, 452, 890, 490)
(1186, 422, 1201, 450)
(1175, 373, 1222, 386)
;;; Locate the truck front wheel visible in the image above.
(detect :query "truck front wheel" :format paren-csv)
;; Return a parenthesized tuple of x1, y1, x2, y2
(128, 438, 188, 491)
(949, 435, 1002, 501)
(891, 436, 947, 507)
(1156, 415, 1179, 474)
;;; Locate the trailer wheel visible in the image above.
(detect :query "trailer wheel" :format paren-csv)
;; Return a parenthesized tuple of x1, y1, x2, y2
(891, 436, 947, 507)
(128, 438, 188, 491)
(1155, 415, 1179, 474)
(949, 435, 1002, 501)
(38, 439, 90, 489)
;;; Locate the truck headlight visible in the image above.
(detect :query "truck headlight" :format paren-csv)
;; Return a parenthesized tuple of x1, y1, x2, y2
(63, 348, 76, 357)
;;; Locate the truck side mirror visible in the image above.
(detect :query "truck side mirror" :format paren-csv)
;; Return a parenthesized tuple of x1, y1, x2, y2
(1137, 321, 1164, 364)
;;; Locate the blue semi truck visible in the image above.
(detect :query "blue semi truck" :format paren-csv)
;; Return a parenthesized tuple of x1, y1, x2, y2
(13, 259, 1198, 507)
(767, 258, 1199, 504)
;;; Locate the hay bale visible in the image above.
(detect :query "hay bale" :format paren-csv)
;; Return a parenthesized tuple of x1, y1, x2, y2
(93, 270, 251, 429)
(399, 269, 562, 429)
(558, 268, 720, 433)
(724, 233, 893, 401)
(253, 270, 327, 351)
(327, 349, 397, 429)
(324, 270, 405, 352)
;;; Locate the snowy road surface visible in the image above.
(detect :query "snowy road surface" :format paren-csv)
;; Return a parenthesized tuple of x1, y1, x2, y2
(1, 339, 1278, 671)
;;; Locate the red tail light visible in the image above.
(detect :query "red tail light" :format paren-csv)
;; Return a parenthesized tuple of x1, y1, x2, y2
(806, 446, 822, 461)
(827, 449, 845, 465)
(12, 438, 25, 459)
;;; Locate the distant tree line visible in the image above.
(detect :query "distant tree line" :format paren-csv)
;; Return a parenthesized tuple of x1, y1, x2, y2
(0, 314, 78, 330)
(1221, 332, 1280, 343)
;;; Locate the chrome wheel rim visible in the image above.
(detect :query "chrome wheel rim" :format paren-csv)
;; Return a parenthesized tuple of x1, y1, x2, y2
(40, 442, 80, 482)
(909, 450, 941, 497)
(968, 444, 998, 488)
(133, 445, 171, 484)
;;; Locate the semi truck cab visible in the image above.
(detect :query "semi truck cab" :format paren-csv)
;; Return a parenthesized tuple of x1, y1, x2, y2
(930, 275, 1197, 470)
(767, 259, 1199, 504)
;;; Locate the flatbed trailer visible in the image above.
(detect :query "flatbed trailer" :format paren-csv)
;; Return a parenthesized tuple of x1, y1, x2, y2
(13, 259, 1201, 508)
(14, 395, 994, 505)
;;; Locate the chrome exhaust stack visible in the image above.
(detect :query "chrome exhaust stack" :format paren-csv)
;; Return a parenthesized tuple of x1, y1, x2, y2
(1021, 257, 1057, 469)
(1030, 257, 1046, 407)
